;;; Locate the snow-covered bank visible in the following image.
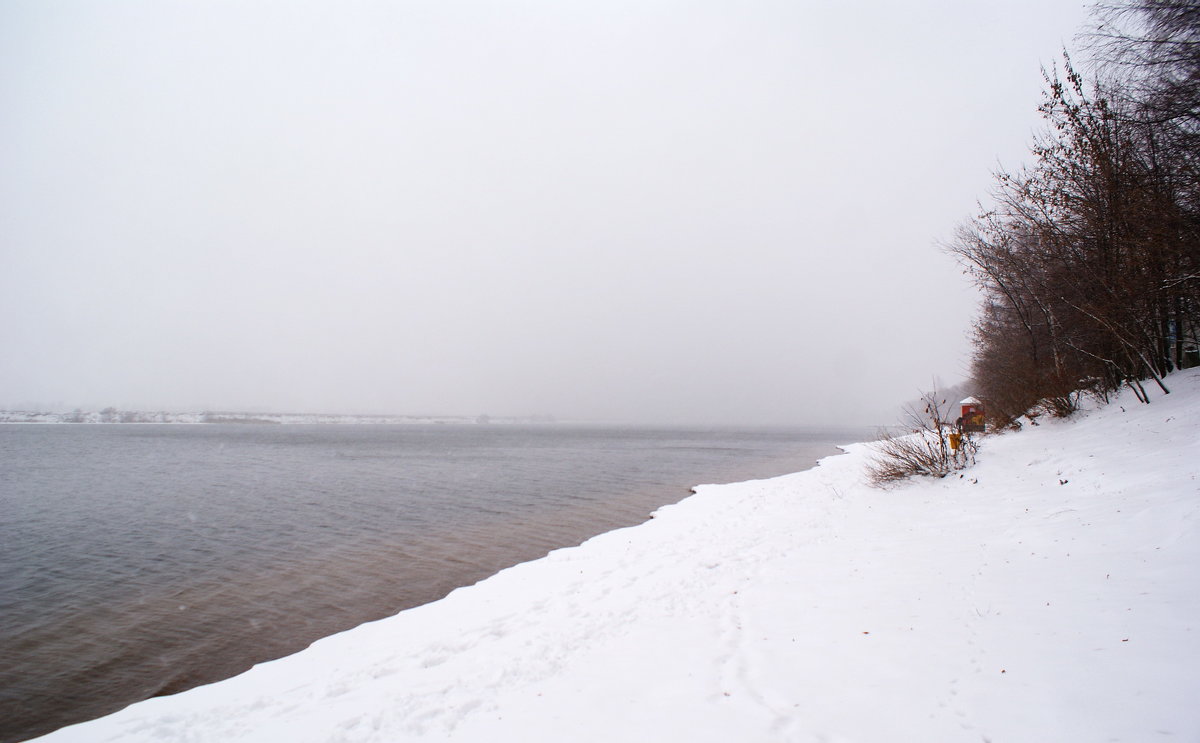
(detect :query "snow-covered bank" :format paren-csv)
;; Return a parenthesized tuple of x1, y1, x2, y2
(35, 371, 1200, 742)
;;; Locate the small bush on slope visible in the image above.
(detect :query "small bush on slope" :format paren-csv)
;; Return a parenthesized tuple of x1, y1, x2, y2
(868, 390, 978, 485)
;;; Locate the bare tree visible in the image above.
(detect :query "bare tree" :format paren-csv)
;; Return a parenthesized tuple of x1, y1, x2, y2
(948, 23, 1200, 424)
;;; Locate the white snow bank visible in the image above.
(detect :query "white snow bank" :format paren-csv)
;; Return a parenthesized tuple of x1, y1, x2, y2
(36, 370, 1200, 742)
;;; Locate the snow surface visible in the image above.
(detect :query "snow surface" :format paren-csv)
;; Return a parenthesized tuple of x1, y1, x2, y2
(35, 370, 1200, 742)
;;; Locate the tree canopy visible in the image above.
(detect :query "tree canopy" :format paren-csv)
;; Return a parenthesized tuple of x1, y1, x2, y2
(949, 0, 1200, 426)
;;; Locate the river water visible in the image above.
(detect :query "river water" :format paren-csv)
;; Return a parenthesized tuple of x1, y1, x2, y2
(0, 423, 865, 742)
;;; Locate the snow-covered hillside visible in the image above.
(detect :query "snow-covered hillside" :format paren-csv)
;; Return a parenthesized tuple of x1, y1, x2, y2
(34, 370, 1200, 742)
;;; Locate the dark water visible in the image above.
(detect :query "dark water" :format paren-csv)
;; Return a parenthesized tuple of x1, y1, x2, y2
(0, 423, 864, 742)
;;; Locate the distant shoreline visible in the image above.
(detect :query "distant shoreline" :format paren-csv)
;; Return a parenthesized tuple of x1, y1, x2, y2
(0, 410, 555, 425)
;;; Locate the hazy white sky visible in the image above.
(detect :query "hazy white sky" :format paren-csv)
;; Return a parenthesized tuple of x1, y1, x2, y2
(1, 1, 1090, 425)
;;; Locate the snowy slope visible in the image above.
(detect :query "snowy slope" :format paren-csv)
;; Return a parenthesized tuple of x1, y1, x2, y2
(34, 370, 1200, 742)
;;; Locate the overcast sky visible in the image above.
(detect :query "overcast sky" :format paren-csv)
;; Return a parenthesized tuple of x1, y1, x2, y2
(1, 1, 1091, 425)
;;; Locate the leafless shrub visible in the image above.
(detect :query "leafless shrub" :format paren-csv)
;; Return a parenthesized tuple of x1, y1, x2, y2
(868, 391, 979, 486)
